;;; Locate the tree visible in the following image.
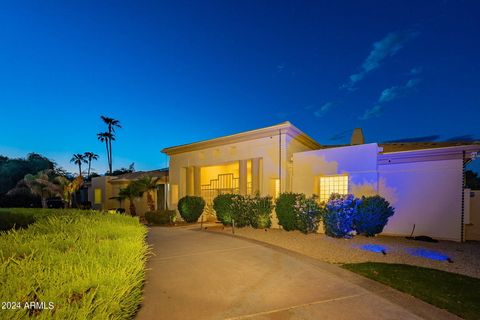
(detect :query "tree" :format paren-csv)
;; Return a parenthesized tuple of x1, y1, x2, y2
(13, 169, 64, 208)
(83, 152, 99, 178)
(97, 132, 112, 173)
(466, 170, 480, 190)
(0, 153, 55, 207)
(137, 176, 161, 211)
(117, 181, 144, 216)
(100, 116, 121, 174)
(70, 153, 87, 177)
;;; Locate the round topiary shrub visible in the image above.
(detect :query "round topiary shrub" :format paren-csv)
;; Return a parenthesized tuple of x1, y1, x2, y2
(213, 193, 236, 225)
(354, 195, 394, 236)
(177, 196, 205, 223)
(323, 194, 359, 238)
(275, 193, 298, 231)
(145, 210, 176, 225)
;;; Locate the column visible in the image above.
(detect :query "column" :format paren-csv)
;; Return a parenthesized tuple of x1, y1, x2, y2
(186, 166, 194, 195)
(251, 158, 260, 194)
(239, 160, 247, 195)
(194, 166, 201, 196)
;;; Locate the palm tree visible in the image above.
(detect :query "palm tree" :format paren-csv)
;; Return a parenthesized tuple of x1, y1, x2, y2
(117, 181, 144, 216)
(83, 152, 99, 178)
(97, 132, 113, 174)
(18, 169, 63, 208)
(137, 176, 161, 211)
(70, 154, 87, 177)
(100, 116, 121, 174)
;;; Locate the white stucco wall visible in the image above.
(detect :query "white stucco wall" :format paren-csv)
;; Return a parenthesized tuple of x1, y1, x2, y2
(466, 190, 480, 240)
(292, 143, 380, 197)
(378, 159, 463, 241)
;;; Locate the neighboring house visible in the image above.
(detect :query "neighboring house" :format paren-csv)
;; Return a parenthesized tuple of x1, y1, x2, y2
(162, 121, 480, 242)
(87, 169, 169, 216)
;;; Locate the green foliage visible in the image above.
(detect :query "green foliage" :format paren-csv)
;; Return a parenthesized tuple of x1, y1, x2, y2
(229, 194, 249, 227)
(248, 195, 274, 229)
(0, 153, 55, 207)
(177, 196, 205, 222)
(343, 263, 480, 320)
(0, 210, 36, 231)
(466, 170, 480, 190)
(294, 194, 322, 234)
(0, 209, 148, 319)
(275, 193, 298, 231)
(354, 195, 395, 236)
(275, 193, 322, 233)
(212, 193, 236, 225)
(145, 210, 176, 225)
(323, 194, 359, 238)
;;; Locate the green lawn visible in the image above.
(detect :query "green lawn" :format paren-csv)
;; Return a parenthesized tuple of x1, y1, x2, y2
(0, 209, 149, 319)
(343, 262, 480, 320)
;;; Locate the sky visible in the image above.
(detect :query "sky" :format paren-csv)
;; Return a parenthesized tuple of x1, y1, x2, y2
(0, 0, 479, 174)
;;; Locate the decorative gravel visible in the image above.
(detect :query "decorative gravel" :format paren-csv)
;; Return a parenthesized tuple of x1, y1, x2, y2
(208, 226, 480, 279)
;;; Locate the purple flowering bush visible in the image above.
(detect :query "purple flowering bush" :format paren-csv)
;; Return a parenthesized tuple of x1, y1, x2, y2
(323, 193, 359, 238)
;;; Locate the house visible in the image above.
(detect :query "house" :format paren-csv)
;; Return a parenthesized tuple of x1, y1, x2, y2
(87, 169, 169, 216)
(162, 121, 480, 242)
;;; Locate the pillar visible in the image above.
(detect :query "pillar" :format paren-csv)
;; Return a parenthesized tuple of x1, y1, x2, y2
(239, 160, 247, 195)
(251, 158, 260, 194)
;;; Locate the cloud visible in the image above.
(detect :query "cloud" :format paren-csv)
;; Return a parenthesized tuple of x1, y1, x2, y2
(444, 134, 479, 142)
(313, 102, 334, 117)
(378, 78, 422, 103)
(359, 105, 383, 120)
(384, 135, 440, 143)
(360, 77, 422, 120)
(409, 66, 423, 75)
(343, 30, 419, 89)
(276, 63, 285, 73)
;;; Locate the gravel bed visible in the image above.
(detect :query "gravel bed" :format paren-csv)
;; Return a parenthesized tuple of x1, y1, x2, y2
(208, 226, 480, 279)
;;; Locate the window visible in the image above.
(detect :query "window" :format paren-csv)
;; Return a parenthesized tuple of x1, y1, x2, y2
(319, 175, 348, 202)
(94, 188, 102, 204)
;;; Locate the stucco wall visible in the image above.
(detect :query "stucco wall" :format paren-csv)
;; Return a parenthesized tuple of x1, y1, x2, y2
(379, 159, 463, 241)
(292, 143, 380, 197)
(168, 133, 315, 207)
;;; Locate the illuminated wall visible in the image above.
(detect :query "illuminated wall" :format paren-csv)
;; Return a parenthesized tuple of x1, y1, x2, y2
(379, 159, 463, 241)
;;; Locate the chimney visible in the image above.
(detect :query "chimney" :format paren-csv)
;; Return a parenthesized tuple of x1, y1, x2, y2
(350, 128, 364, 145)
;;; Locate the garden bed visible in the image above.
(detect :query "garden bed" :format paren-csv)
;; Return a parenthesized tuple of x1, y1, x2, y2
(0, 209, 149, 319)
(208, 226, 480, 278)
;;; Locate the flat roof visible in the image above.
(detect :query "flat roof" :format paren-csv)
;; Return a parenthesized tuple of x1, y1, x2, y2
(161, 121, 321, 155)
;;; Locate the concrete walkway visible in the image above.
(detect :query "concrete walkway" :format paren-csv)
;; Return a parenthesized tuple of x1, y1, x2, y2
(136, 226, 460, 320)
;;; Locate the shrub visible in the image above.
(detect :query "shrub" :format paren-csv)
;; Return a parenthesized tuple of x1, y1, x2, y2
(354, 195, 394, 236)
(229, 194, 250, 227)
(294, 194, 322, 234)
(323, 194, 359, 238)
(248, 194, 274, 229)
(0, 211, 36, 231)
(275, 193, 298, 231)
(213, 193, 236, 225)
(145, 210, 176, 225)
(177, 196, 205, 223)
(275, 193, 322, 233)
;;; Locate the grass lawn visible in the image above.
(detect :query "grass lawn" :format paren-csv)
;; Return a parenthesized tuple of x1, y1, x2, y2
(0, 209, 149, 319)
(343, 262, 480, 320)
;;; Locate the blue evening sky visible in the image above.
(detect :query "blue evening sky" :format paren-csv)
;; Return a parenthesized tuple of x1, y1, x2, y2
(0, 1, 479, 174)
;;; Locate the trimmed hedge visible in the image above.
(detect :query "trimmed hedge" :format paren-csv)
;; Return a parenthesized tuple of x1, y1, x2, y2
(213, 193, 274, 229)
(0, 209, 148, 319)
(0, 210, 36, 231)
(275, 193, 322, 234)
(145, 210, 176, 225)
(212, 194, 236, 225)
(177, 196, 205, 223)
(354, 195, 395, 236)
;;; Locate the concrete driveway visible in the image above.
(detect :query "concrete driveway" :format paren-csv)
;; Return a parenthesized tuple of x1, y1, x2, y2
(136, 226, 459, 320)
